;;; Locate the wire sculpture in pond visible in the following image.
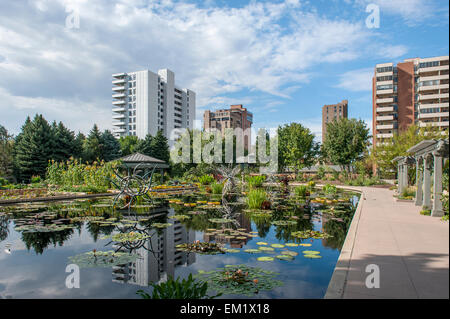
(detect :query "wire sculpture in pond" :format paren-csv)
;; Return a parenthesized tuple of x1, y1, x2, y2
(109, 162, 158, 210)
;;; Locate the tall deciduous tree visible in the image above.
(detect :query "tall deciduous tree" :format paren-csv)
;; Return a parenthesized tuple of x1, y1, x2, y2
(322, 118, 370, 172)
(277, 123, 318, 174)
(14, 114, 54, 181)
(119, 135, 140, 156)
(370, 124, 448, 177)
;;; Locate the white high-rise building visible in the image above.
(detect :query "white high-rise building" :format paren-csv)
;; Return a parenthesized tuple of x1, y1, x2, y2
(112, 69, 196, 143)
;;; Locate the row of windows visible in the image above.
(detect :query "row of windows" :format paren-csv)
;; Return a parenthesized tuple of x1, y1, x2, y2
(377, 84, 398, 91)
(419, 80, 440, 87)
(419, 61, 440, 68)
(376, 75, 398, 82)
(377, 66, 394, 73)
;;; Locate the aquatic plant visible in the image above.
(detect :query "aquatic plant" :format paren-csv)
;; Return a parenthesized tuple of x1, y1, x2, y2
(291, 230, 332, 239)
(198, 175, 215, 185)
(103, 232, 150, 243)
(271, 220, 297, 226)
(194, 264, 283, 296)
(176, 241, 225, 255)
(246, 175, 266, 189)
(294, 185, 309, 198)
(322, 183, 337, 195)
(68, 250, 139, 268)
(137, 274, 221, 299)
(246, 189, 268, 209)
(211, 182, 224, 194)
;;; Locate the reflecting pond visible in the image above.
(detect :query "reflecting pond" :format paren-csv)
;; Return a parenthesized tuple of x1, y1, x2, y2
(0, 186, 359, 299)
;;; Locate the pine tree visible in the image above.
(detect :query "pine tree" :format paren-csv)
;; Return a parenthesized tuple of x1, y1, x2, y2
(135, 134, 154, 156)
(102, 130, 121, 161)
(0, 125, 14, 180)
(14, 114, 54, 181)
(83, 124, 103, 163)
(72, 132, 85, 161)
(51, 121, 76, 162)
(151, 130, 170, 162)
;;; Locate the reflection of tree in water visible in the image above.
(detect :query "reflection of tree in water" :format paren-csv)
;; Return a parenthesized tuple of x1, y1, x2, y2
(85, 222, 116, 242)
(0, 214, 9, 242)
(321, 219, 349, 250)
(273, 218, 314, 242)
(21, 228, 75, 255)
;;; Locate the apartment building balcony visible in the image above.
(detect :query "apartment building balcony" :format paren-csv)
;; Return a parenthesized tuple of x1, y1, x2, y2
(112, 79, 126, 85)
(112, 93, 126, 99)
(376, 106, 394, 113)
(419, 74, 448, 82)
(112, 86, 126, 92)
(376, 124, 395, 130)
(112, 106, 126, 112)
(376, 97, 394, 104)
(418, 65, 449, 73)
(112, 73, 126, 78)
(112, 113, 125, 120)
(376, 71, 393, 77)
(418, 84, 449, 92)
(419, 102, 448, 109)
(419, 121, 449, 128)
(377, 115, 395, 121)
(376, 133, 394, 138)
(418, 112, 449, 119)
(113, 127, 126, 133)
(376, 89, 394, 95)
(376, 80, 393, 86)
(112, 100, 126, 105)
(418, 93, 449, 101)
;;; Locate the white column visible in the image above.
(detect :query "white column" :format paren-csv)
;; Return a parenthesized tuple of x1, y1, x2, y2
(423, 155, 431, 209)
(432, 153, 444, 217)
(415, 157, 423, 206)
(397, 164, 403, 194)
(403, 163, 409, 191)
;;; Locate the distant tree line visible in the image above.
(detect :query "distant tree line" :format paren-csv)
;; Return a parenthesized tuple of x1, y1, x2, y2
(0, 114, 169, 183)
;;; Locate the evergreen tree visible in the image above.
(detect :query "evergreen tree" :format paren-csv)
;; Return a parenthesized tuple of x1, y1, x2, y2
(151, 130, 170, 162)
(51, 121, 76, 162)
(135, 134, 154, 156)
(72, 132, 85, 161)
(0, 125, 14, 180)
(119, 135, 140, 156)
(102, 130, 121, 161)
(14, 114, 54, 181)
(83, 124, 103, 163)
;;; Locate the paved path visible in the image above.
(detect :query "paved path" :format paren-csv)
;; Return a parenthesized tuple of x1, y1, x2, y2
(326, 186, 449, 299)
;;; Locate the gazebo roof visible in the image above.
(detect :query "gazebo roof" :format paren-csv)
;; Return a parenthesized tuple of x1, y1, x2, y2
(407, 139, 449, 157)
(116, 152, 169, 169)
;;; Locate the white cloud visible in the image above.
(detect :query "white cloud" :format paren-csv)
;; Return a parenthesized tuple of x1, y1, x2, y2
(334, 68, 374, 92)
(0, 0, 415, 134)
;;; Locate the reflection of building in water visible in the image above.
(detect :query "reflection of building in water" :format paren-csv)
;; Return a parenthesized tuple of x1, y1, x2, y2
(203, 212, 252, 248)
(112, 208, 196, 286)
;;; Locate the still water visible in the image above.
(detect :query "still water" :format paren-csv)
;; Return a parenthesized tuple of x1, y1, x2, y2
(0, 190, 359, 299)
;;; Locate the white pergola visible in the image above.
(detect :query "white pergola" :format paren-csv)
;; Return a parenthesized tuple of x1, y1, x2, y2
(400, 139, 449, 217)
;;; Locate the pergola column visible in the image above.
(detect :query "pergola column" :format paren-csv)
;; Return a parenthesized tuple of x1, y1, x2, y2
(432, 152, 444, 217)
(423, 155, 431, 209)
(397, 163, 403, 194)
(415, 157, 423, 206)
(403, 163, 409, 191)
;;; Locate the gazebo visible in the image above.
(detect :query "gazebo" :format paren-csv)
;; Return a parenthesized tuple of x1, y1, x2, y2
(116, 152, 169, 178)
(395, 139, 449, 217)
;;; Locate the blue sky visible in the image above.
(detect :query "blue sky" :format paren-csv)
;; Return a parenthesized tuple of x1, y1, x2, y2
(0, 0, 448, 141)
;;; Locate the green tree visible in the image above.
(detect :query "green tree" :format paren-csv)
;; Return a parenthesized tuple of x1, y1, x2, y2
(151, 130, 170, 162)
(14, 114, 54, 181)
(101, 130, 122, 161)
(83, 124, 103, 162)
(73, 132, 85, 161)
(322, 118, 370, 172)
(135, 134, 154, 156)
(0, 125, 14, 180)
(371, 124, 448, 177)
(51, 121, 76, 162)
(278, 123, 318, 175)
(119, 135, 139, 156)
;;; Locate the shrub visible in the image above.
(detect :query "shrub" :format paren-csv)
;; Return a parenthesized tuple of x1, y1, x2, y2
(401, 187, 416, 198)
(322, 183, 337, 194)
(198, 174, 215, 185)
(136, 274, 220, 299)
(246, 175, 266, 188)
(211, 182, 224, 194)
(307, 180, 315, 189)
(294, 185, 308, 198)
(0, 177, 8, 187)
(246, 189, 268, 209)
(31, 175, 41, 184)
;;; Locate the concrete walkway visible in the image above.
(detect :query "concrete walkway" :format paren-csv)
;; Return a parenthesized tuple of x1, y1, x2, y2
(326, 187, 449, 299)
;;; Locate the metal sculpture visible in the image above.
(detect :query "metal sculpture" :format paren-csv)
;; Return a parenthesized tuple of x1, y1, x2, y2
(109, 162, 158, 210)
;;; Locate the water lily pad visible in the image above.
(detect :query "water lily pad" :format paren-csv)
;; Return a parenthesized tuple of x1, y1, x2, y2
(257, 256, 275, 262)
(299, 243, 312, 247)
(303, 254, 322, 259)
(276, 254, 294, 261)
(271, 244, 285, 248)
(244, 249, 261, 254)
(285, 243, 299, 247)
(256, 241, 268, 245)
(281, 250, 298, 257)
(302, 250, 320, 255)
(224, 248, 240, 253)
(236, 236, 247, 240)
(258, 246, 275, 252)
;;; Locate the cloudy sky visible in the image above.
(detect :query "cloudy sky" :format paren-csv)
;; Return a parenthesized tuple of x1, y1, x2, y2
(0, 0, 448, 140)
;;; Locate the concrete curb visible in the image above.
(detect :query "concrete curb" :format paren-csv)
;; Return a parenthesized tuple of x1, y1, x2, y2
(324, 186, 365, 299)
